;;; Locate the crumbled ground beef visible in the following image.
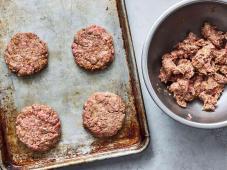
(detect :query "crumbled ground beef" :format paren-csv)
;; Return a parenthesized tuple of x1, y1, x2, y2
(177, 59, 194, 79)
(169, 79, 195, 107)
(198, 77, 224, 111)
(159, 22, 227, 111)
(212, 48, 227, 65)
(174, 32, 206, 58)
(191, 42, 215, 75)
(202, 22, 225, 48)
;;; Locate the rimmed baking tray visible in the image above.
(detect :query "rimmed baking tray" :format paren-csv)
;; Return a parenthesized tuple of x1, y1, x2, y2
(0, 0, 150, 169)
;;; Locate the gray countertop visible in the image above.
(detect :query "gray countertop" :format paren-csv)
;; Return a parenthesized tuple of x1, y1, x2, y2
(64, 0, 227, 169)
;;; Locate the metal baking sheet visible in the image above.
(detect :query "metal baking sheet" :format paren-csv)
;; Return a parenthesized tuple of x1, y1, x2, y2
(0, 0, 149, 169)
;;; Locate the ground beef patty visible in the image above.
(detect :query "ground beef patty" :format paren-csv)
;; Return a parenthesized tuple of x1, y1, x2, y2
(16, 104, 61, 152)
(4, 33, 48, 76)
(72, 25, 114, 71)
(83, 92, 125, 138)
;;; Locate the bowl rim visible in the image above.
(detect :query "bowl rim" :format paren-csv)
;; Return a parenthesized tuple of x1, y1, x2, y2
(142, 0, 227, 129)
